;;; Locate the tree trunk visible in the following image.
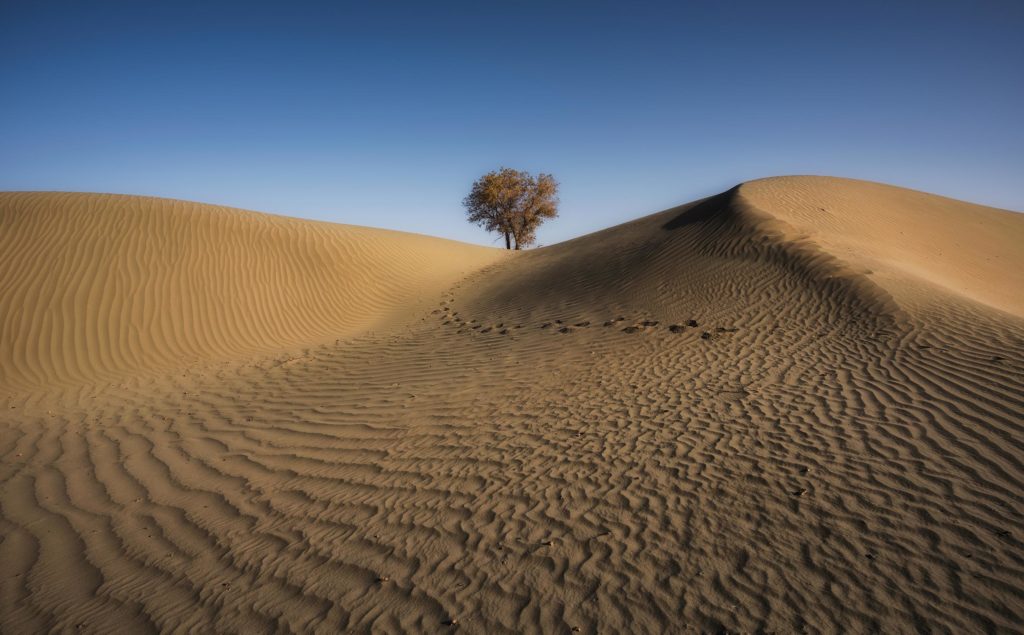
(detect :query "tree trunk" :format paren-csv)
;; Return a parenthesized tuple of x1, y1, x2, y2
(504, 232, 511, 250)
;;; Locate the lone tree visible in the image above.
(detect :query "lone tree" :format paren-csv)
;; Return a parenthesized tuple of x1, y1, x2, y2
(463, 167, 559, 250)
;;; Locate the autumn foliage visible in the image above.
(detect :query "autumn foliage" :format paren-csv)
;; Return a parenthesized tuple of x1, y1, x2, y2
(463, 168, 559, 249)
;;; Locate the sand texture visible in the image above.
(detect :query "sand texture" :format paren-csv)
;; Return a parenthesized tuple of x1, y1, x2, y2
(1, 177, 1022, 633)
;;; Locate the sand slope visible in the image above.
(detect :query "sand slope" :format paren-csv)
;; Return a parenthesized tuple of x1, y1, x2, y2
(1, 178, 1022, 633)
(0, 192, 505, 393)
(742, 176, 1024, 316)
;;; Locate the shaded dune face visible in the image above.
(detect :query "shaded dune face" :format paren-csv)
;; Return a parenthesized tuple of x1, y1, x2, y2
(1, 179, 1022, 633)
(0, 192, 505, 393)
(459, 184, 904, 332)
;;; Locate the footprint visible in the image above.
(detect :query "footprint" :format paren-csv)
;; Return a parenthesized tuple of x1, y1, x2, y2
(687, 319, 698, 327)
(574, 321, 590, 327)
(622, 326, 641, 334)
(668, 324, 684, 333)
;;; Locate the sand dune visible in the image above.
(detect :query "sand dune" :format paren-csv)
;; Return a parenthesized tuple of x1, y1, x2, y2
(1, 178, 1022, 633)
(0, 192, 504, 393)
(743, 176, 1024, 316)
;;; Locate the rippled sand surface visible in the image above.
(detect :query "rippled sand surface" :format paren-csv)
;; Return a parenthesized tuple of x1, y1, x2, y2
(2, 177, 1022, 633)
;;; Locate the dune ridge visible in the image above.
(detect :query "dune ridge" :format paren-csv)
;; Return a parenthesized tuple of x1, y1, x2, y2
(741, 176, 1024, 316)
(1, 177, 1022, 633)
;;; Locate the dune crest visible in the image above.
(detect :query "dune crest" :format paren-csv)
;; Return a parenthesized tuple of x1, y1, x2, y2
(739, 176, 1024, 316)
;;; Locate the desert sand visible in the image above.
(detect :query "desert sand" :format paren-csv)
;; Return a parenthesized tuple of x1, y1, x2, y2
(1, 176, 1022, 633)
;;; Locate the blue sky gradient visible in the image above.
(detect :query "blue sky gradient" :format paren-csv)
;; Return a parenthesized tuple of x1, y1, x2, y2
(2, 0, 1022, 246)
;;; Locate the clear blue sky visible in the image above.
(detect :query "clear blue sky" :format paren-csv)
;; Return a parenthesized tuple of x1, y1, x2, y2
(2, 0, 1021, 247)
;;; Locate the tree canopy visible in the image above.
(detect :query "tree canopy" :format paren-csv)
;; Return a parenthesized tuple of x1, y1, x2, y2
(463, 168, 559, 250)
